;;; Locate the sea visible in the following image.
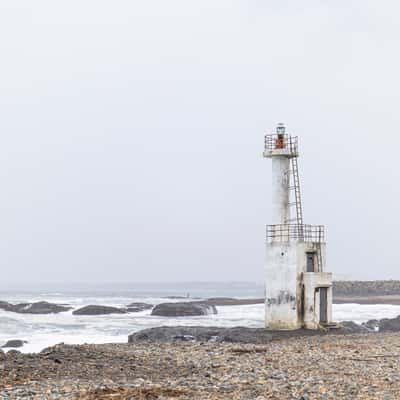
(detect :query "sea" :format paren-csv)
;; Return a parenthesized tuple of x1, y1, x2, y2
(0, 282, 399, 353)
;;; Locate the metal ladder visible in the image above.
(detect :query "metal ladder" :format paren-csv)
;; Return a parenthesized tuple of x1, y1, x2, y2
(290, 154, 323, 271)
(289, 150, 322, 270)
(290, 155, 303, 228)
(286, 138, 323, 272)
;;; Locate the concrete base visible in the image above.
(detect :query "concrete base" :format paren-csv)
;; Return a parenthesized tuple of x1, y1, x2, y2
(265, 240, 332, 330)
(265, 241, 301, 330)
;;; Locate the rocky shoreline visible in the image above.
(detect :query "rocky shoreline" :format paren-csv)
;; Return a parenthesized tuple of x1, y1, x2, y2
(2, 299, 400, 398)
(1, 331, 400, 399)
(334, 295, 400, 305)
(333, 280, 400, 297)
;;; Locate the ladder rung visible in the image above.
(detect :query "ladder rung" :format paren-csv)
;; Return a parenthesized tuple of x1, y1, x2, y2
(288, 157, 303, 226)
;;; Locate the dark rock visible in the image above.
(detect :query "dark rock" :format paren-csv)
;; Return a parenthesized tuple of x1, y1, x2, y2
(17, 301, 71, 314)
(377, 315, 400, 332)
(151, 302, 217, 317)
(128, 326, 273, 344)
(0, 349, 5, 360)
(360, 316, 400, 332)
(220, 327, 274, 343)
(72, 305, 127, 316)
(126, 303, 153, 312)
(129, 327, 222, 343)
(172, 335, 196, 342)
(362, 319, 380, 331)
(339, 321, 369, 333)
(6, 349, 21, 357)
(0, 301, 72, 314)
(2, 340, 27, 348)
(0, 301, 14, 312)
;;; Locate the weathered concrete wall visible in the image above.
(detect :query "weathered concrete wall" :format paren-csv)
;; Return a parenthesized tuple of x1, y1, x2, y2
(265, 242, 300, 330)
(266, 240, 333, 330)
(303, 271, 333, 329)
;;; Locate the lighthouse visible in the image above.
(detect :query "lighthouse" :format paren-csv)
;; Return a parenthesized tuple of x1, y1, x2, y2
(263, 124, 333, 330)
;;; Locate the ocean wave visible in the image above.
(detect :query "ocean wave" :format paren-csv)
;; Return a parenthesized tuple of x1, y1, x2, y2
(1, 295, 400, 353)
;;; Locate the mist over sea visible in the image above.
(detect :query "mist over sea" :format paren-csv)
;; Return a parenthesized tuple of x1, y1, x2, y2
(1, 282, 400, 353)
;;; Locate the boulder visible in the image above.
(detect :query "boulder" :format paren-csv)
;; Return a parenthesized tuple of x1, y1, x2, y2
(151, 302, 217, 317)
(0, 301, 71, 314)
(17, 301, 71, 314)
(128, 326, 273, 344)
(126, 303, 153, 312)
(220, 327, 274, 343)
(6, 349, 21, 357)
(362, 319, 380, 331)
(72, 305, 127, 316)
(357, 316, 400, 332)
(2, 340, 27, 348)
(339, 321, 369, 333)
(0, 301, 14, 312)
(377, 315, 400, 332)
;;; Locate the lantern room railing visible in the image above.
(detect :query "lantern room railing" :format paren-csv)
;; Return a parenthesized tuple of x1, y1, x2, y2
(266, 224, 325, 243)
(264, 134, 298, 157)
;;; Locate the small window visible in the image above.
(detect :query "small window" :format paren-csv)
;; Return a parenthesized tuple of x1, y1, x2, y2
(306, 252, 315, 272)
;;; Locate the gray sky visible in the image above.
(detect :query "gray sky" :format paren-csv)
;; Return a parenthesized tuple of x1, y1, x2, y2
(0, 1, 398, 284)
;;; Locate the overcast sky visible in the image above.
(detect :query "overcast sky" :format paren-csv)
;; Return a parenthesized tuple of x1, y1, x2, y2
(0, 1, 398, 285)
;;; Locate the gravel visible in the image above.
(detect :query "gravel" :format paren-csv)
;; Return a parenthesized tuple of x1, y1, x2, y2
(1, 332, 400, 398)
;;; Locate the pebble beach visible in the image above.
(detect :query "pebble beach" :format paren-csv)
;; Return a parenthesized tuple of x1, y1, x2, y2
(2, 331, 400, 399)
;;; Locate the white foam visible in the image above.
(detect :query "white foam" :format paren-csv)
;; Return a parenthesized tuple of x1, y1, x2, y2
(333, 303, 400, 324)
(1, 300, 400, 353)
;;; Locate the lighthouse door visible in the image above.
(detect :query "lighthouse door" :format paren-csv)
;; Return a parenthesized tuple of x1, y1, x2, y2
(319, 287, 328, 323)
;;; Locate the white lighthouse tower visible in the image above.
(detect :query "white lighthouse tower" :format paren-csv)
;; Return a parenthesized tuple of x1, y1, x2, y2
(263, 124, 333, 330)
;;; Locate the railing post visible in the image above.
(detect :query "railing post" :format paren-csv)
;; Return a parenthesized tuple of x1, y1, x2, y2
(266, 224, 325, 243)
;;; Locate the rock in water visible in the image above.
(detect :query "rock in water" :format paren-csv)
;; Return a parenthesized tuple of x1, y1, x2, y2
(339, 321, 369, 333)
(151, 302, 217, 317)
(362, 319, 380, 331)
(128, 326, 272, 343)
(0, 301, 14, 312)
(72, 305, 127, 316)
(220, 327, 273, 343)
(126, 303, 153, 312)
(2, 340, 28, 348)
(17, 301, 71, 314)
(0, 301, 71, 314)
(377, 315, 400, 332)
